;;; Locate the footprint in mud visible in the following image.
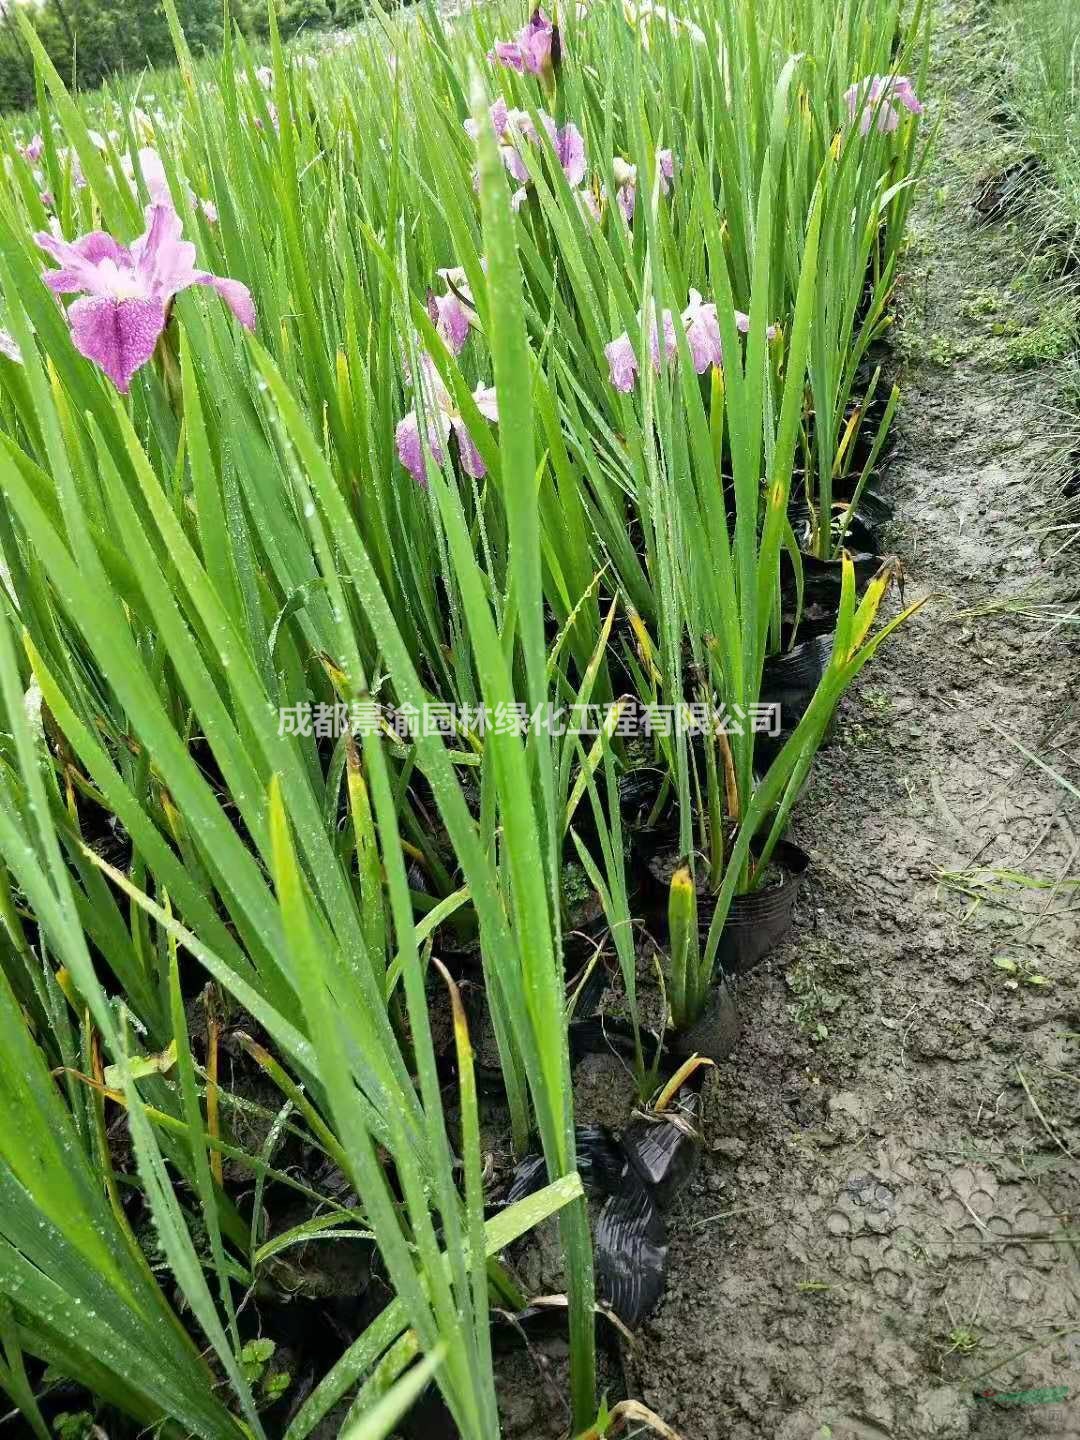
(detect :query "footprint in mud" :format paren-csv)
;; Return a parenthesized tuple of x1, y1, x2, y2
(846, 1171, 897, 1214)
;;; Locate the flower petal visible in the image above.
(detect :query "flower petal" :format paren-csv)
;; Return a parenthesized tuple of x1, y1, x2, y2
(395, 411, 429, 486)
(472, 382, 499, 422)
(192, 272, 257, 331)
(35, 229, 133, 294)
(648, 308, 678, 367)
(435, 293, 472, 355)
(682, 300, 721, 373)
(557, 122, 587, 188)
(604, 332, 638, 392)
(452, 417, 487, 478)
(136, 147, 173, 207)
(893, 76, 924, 114)
(521, 11, 555, 72)
(490, 41, 526, 71)
(501, 143, 532, 185)
(132, 203, 200, 302)
(66, 294, 165, 392)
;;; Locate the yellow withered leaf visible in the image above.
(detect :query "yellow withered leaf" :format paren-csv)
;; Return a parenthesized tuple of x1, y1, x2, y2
(103, 1039, 178, 1091)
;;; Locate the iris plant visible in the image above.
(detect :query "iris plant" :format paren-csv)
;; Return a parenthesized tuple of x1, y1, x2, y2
(35, 203, 255, 392)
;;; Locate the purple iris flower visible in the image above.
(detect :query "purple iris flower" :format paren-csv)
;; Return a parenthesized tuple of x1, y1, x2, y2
(123, 148, 218, 225)
(465, 101, 586, 209)
(427, 266, 476, 355)
(395, 353, 498, 487)
(681, 290, 723, 373)
(22, 135, 45, 165)
(605, 292, 778, 390)
(35, 203, 255, 393)
(603, 307, 677, 392)
(489, 9, 557, 78)
(732, 309, 778, 342)
(611, 147, 675, 223)
(844, 74, 923, 135)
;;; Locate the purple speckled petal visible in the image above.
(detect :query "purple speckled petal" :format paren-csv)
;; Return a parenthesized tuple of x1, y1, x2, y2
(617, 183, 636, 223)
(501, 143, 532, 185)
(893, 76, 923, 114)
(490, 41, 526, 71)
(192, 272, 257, 331)
(396, 411, 428, 485)
(396, 369, 452, 486)
(657, 148, 675, 189)
(867, 103, 899, 134)
(490, 10, 553, 74)
(434, 293, 471, 355)
(604, 333, 638, 392)
(452, 417, 487, 478)
(520, 13, 554, 73)
(647, 308, 678, 368)
(396, 409, 450, 487)
(67, 294, 165, 392)
(557, 123, 587, 187)
(846, 74, 920, 134)
(682, 292, 722, 373)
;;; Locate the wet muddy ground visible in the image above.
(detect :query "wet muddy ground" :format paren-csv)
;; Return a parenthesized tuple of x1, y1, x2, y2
(625, 3, 1080, 1436)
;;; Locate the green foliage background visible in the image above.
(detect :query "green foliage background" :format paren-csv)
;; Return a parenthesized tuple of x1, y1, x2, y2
(0, 0, 358, 112)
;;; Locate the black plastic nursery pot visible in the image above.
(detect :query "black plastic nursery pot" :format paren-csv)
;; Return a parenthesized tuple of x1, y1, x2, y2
(644, 837, 810, 979)
(713, 840, 810, 977)
(504, 1089, 705, 1332)
(757, 631, 836, 766)
(668, 979, 741, 1064)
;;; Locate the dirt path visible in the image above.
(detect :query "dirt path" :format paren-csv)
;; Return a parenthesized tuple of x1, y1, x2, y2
(630, 5, 1080, 1437)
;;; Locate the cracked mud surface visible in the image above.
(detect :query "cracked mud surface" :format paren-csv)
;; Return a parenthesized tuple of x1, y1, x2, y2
(627, 5, 1080, 1437)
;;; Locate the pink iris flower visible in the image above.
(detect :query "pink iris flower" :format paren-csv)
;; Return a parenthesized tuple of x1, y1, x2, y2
(124, 148, 217, 224)
(844, 74, 923, 135)
(605, 292, 777, 390)
(489, 9, 557, 78)
(427, 266, 476, 355)
(395, 353, 498, 487)
(611, 147, 675, 222)
(22, 135, 45, 165)
(465, 100, 586, 210)
(603, 307, 678, 392)
(35, 203, 255, 393)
